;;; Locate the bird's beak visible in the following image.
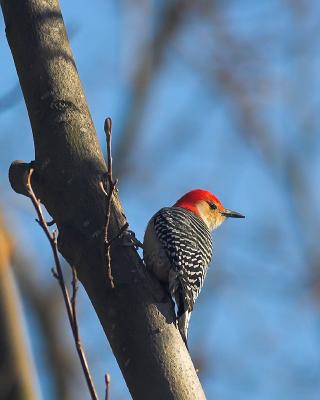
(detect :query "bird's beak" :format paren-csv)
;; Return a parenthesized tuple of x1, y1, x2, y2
(221, 209, 245, 218)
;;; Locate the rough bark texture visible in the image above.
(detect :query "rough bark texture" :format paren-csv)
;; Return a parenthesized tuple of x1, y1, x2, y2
(1, 0, 206, 398)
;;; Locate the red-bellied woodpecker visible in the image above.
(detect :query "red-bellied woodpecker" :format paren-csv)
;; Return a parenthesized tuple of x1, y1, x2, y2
(143, 189, 245, 346)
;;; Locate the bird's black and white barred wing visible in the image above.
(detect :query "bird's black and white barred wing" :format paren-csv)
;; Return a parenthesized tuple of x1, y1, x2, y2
(153, 207, 213, 313)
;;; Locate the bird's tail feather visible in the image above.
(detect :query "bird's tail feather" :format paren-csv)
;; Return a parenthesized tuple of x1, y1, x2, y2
(178, 311, 191, 349)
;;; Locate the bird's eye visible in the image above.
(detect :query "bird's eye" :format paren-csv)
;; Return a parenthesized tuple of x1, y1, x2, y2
(208, 202, 217, 210)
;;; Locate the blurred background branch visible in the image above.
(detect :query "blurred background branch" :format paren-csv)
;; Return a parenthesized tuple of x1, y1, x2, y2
(0, 211, 38, 400)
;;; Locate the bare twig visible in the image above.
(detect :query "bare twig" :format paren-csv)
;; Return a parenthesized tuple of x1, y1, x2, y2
(101, 117, 117, 288)
(71, 266, 79, 338)
(105, 373, 111, 400)
(99, 182, 127, 247)
(109, 222, 129, 244)
(26, 168, 99, 400)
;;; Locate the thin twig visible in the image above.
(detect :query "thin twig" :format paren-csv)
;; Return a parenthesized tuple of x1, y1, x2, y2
(26, 168, 99, 400)
(108, 222, 129, 247)
(105, 373, 111, 400)
(71, 266, 79, 337)
(101, 117, 117, 288)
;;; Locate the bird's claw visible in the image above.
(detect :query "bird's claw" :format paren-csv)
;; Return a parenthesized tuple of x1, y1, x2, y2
(121, 229, 143, 249)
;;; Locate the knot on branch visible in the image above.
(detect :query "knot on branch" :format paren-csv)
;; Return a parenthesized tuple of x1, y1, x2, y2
(9, 160, 36, 197)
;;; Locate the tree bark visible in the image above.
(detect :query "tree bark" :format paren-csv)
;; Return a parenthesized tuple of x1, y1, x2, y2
(1, 0, 206, 398)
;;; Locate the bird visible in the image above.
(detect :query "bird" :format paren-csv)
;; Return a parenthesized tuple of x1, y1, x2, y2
(143, 189, 244, 346)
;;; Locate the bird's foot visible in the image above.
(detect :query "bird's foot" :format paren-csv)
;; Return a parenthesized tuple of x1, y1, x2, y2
(121, 229, 143, 249)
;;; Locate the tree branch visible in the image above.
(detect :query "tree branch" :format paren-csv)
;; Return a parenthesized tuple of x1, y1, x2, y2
(0, 212, 38, 400)
(26, 168, 98, 400)
(1, 0, 205, 398)
(105, 373, 110, 400)
(101, 117, 117, 289)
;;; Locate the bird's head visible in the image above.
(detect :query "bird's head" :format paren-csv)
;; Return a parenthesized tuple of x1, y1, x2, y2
(174, 189, 245, 230)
